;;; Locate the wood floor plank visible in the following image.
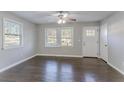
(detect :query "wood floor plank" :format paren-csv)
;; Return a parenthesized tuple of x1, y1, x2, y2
(0, 56, 124, 82)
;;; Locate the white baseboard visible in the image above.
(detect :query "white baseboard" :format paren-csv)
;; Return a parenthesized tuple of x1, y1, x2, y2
(37, 54, 82, 58)
(3, 54, 123, 76)
(0, 54, 81, 73)
(0, 54, 37, 73)
(96, 58, 124, 75)
(97, 55, 102, 59)
(107, 62, 124, 75)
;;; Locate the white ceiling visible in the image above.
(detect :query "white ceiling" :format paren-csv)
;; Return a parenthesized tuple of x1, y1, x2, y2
(12, 11, 115, 24)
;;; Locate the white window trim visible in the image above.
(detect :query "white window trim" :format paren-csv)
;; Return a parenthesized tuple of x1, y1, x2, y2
(2, 18, 23, 50)
(45, 27, 73, 48)
(45, 27, 60, 48)
(61, 27, 74, 47)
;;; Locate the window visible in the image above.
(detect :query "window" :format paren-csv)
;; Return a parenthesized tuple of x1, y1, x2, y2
(86, 30, 95, 36)
(3, 18, 23, 49)
(61, 27, 73, 46)
(45, 27, 73, 47)
(45, 28, 57, 47)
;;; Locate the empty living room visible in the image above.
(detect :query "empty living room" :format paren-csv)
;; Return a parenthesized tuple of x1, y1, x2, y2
(1, 0, 124, 93)
(0, 11, 124, 82)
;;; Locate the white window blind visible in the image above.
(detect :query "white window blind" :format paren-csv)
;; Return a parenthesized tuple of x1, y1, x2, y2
(45, 27, 73, 47)
(61, 27, 73, 46)
(3, 18, 23, 49)
(45, 28, 57, 47)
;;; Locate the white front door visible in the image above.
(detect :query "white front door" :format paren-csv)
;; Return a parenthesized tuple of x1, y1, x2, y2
(100, 24, 108, 62)
(83, 26, 98, 57)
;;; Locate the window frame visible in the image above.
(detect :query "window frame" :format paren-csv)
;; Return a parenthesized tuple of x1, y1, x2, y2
(2, 18, 23, 50)
(45, 27, 73, 48)
(45, 27, 59, 47)
(61, 27, 73, 47)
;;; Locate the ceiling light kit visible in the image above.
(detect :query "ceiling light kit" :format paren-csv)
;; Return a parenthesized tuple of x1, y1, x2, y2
(12, 11, 114, 24)
(56, 11, 76, 24)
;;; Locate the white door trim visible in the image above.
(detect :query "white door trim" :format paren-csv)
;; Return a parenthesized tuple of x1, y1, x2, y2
(100, 23, 108, 62)
(82, 26, 99, 57)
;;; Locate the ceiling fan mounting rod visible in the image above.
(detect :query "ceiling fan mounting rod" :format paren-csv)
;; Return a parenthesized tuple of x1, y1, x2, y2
(58, 15, 63, 19)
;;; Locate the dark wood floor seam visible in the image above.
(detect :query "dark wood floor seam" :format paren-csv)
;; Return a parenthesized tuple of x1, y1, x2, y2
(0, 56, 123, 82)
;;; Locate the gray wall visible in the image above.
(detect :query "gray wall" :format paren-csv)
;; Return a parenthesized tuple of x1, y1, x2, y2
(37, 22, 99, 56)
(100, 12, 124, 74)
(0, 12, 37, 69)
(2, 11, 124, 75)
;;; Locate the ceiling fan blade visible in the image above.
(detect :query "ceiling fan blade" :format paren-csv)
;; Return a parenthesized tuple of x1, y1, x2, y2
(68, 18, 77, 21)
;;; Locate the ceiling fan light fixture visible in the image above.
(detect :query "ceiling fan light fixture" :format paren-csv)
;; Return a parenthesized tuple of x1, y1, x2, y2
(63, 13, 68, 18)
(57, 19, 66, 24)
(62, 20, 66, 24)
(57, 19, 62, 24)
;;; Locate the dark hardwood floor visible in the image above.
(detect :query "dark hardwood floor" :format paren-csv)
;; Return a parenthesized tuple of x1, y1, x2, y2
(0, 56, 124, 82)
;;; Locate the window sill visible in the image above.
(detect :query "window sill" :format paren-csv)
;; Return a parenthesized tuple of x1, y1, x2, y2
(61, 46, 73, 48)
(45, 46, 73, 48)
(2, 45, 24, 50)
(45, 46, 60, 48)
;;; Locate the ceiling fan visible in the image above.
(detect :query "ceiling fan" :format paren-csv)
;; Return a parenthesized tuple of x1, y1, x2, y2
(52, 11, 77, 24)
